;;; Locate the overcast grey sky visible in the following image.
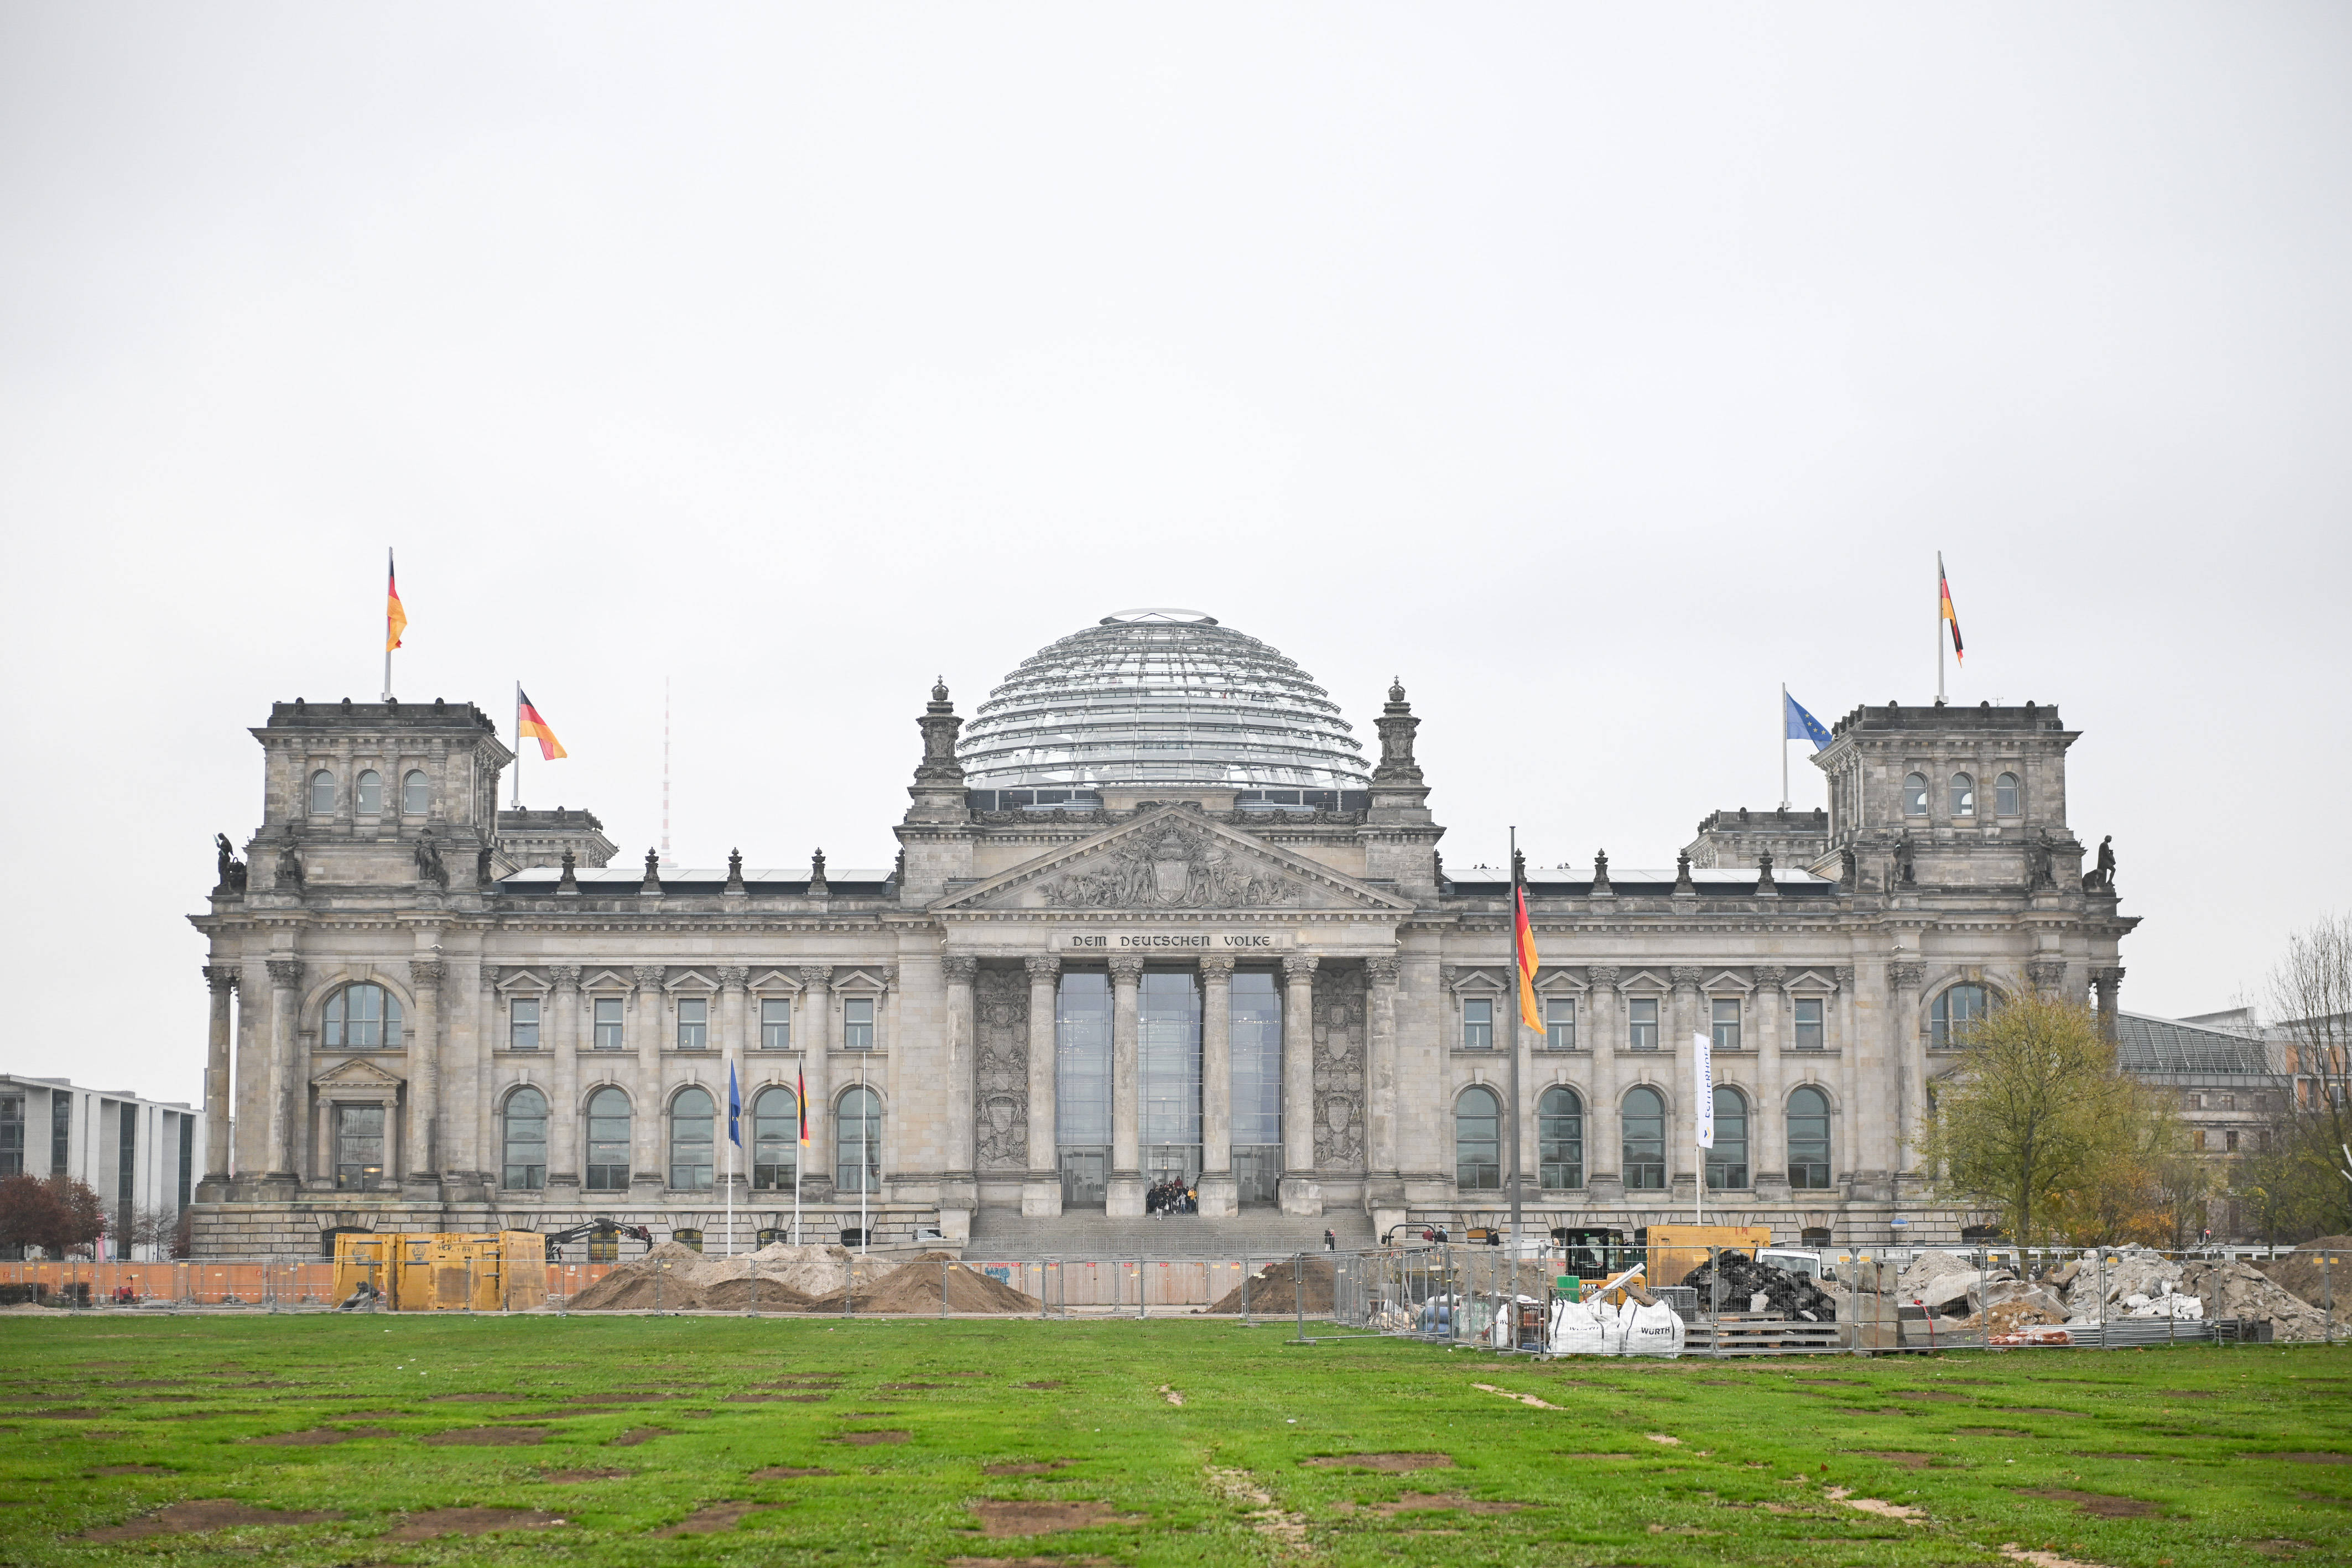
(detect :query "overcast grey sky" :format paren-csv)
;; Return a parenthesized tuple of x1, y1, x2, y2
(4, 4, 2348, 1103)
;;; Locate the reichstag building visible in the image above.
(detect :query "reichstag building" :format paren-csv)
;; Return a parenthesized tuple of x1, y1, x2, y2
(189, 609, 2136, 1256)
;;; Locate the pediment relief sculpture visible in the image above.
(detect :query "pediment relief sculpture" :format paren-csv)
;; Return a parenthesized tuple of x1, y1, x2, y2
(310, 1056, 404, 1088)
(1042, 824, 1298, 910)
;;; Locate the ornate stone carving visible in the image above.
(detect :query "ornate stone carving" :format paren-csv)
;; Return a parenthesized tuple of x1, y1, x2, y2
(1756, 851, 1776, 894)
(557, 848, 579, 893)
(1365, 956, 1401, 986)
(808, 848, 829, 895)
(266, 958, 305, 988)
(632, 965, 665, 992)
(873, 964, 898, 990)
(214, 834, 247, 894)
(914, 680, 966, 786)
(1669, 966, 1703, 991)
(414, 830, 447, 890)
(1591, 849, 1612, 895)
(550, 965, 583, 993)
(1312, 965, 1367, 1170)
(1887, 961, 1927, 990)
(1838, 845, 1857, 892)
(725, 848, 745, 892)
(798, 965, 834, 988)
(1756, 965, 1787, 992)
(1107, 956, 1146, 983)
(1834, 965, 1856, 989)
(717, 966, 749, 989)
(1198, 955, 1235, 980)
(274, 842, 304, 892)
(1588, 965, 1620, 993)
(1372, 680, 1423, 785)
(2084, 835, 2117, 894)
(2027, 958, 2067, 993)
(408, 958, 445, 991)
(1024, 955, 1061, 981)
(639, 848, 662, 895)
(941, 955, 979, 983)
(204, 963, 240, 993)
(1673, 853, 1697, 895)
(1043, 824, 1296, 909)
(1282, 953, 1320, 982)
(974, 967, 1029, 1170)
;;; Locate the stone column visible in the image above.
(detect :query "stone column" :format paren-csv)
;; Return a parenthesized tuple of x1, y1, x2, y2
(1021, 956, 1061, 1217)
(1669, 966, 1703, 1199)
(201, 965, 236, 1190)
(404, 957, 444, 1188)
(1753, 966, 1788, 1199)
(1584, 968, 1622, 1202)
(1106, 956, 1144, 1217)
(1888, 960, 1927, 1175)
(548, 966, 582, 1196)
(1279, 953, 1322, 1216)
(467, 963, 497, 1191)
(264, 958, 303, 1184)
(718, 966, 750, 1208)
(1364, 955, 1403, 1228)
(942, 956, 978, 1185)
(631, 965, 665, 1191)
(799, 966, 834, 1200)
(1197, 956, 1236, 1218)
(2092, 966, 2125, 1034)
(1834, 965, 1860, 1186)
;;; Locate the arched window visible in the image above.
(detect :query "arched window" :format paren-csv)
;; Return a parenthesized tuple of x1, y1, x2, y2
(1455, 1086, 1501, 1190)
(1995, 772, 2020, 815)
(1950, 772, 1976, 817)
(324, 983, 403, 1049)
(1929, 983, 1993, 1049)
(669, 1087, 715, 1191)
(1538, 1086, 1583, 1190)
(671, 1228, 704, 1253)
(1622, 1086, 1666, 1190)
(1902, 773, 1928, 815)
(309, 770, 336, 815)
(356, 770, 383, 815)
(1706, 1086, 1749, 1190)
(501, 1086, 547, 1189)
(751, 1086, 799, 1190)
(836, 1087, 881, 1193)
(401, 769, 429, 815)
(585, 1087, 631, 1191)
(1788, 1086, 1832, 1189)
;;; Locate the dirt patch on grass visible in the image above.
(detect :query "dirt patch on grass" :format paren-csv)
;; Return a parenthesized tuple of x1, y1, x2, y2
(942, 1558, 1120, 1567)
(1957, 1427, 2032, 1437)
(750, 1466, 837, 1479)
(1795, 1377, 1865, 1385)
(1891, 1390, 1972, 1403)
(249, 1426, 395, 1446)
(542, 1468, 632, 1482)
(85, 1465, 176, 1476)
(828, 1429, 910, 1446)
(609, 1428, 678, 1447)
(426, 1392, 519, 1403)
(568, 1390, 679, 1404)
(24, 1408, 107, 1420)
(2005, 1407, 2082, 1416)
(1016, 1380, 1065, 1389)
(1851, 1451, 1937, 1469)
(654, 1502, 784, 1535)
(1300, 1452, 1452, 1472)
(880, 1381, 948, 1389)
(971, 1501, 1143, 1537)
(984, 1461, 1075, 1476)
(385, 1507, 566, 1540)
(2258, 1452, 2352, 1465)
(1369, 1492, 1527, 1516)
(77, 1499, 345, 1541)
(422, 1426, 546, 1446)
(2016, 1488, 2164, 1517)
(726, 1392, 819, 1403)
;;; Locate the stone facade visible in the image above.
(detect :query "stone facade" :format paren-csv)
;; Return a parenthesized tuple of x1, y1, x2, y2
(187, 647, 2138, 1258)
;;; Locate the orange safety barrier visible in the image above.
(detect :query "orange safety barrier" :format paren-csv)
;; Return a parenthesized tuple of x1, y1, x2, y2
(0, 1257, 613, 1307)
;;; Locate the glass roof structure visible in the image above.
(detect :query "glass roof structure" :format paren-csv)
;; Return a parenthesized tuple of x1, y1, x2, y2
(959, 610, 1371, 791)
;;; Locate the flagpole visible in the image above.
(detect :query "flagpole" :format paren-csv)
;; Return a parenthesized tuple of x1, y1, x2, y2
(382, 548, 395, 703)
(1507, 829, 1524, 1260)
(1779, 683, 1789, 810)
(512, 681, 523, 810)
(1936, 553, 1945, 705)
(858, 1056, 868, 1257)
(725, 1060, 737, 1256)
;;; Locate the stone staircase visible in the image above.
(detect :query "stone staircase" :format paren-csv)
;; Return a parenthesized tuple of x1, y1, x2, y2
(965, 1207, 1376, 1260)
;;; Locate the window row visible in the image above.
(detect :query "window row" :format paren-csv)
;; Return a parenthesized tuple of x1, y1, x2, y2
(309, 768, 433, 817)
(502, 996, 872, 1051)
(1453, 1085, 1834, 1192)
(1900, 770, 2021, 819)
(1459, 996, 1826, 1052)
(491, 1084, 880, 1194)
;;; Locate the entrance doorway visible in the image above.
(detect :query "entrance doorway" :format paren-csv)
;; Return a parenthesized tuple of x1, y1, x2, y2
(1234, 1145, 1281, 1206)
(1143, 1144, 1201, 1186)
(1059, 1146, 1108, 1208)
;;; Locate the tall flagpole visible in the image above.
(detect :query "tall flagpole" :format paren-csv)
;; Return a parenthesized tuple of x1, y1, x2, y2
(1935, 553, 1945, 705)
(512, 681, 523, 810)
(1507, 829, 1524, 1258)
(858, 1056, 869, 1257)
(1779, 683, 1789, 810)
(382, 548, 396, 703)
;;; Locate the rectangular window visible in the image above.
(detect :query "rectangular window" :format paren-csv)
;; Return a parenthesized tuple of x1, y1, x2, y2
(760, 997, 792, 1051)
(2225, 1130, 2239, 1153)
(1461, 997, 1494, 1051)
(117, 1102, 137, 1257)
(51, 1091, 71, 1174)
(844, 997, 875, 1050)
(1544, 998, 1576, 1051)
(175, 1111, 193, 1210)
(1229, 971, 1282, 1147)
(1711, 998, 1741, 1052)
(1627, 998, 1659, 1050)
(1056, 971, 1112, 1145)
(0, 1093, 22, 1178)
(335, 1104, 386, 1189)
(1139, 970, 1201, 1147)
(508, 997, 540, 1051)
(676, 996, 709, 1050)
(1793, 997, 1824, 1050)
(593, 998, 624, 1050)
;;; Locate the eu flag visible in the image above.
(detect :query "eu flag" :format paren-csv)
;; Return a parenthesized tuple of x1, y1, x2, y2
(1784, 691, 1832, 751)
(727, 1060, 742, 1147)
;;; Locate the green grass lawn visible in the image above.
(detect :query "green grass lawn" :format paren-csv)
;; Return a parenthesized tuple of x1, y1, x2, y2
(1, 1312, 2345, 1566)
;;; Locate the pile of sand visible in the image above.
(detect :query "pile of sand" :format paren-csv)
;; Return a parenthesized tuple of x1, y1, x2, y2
(1202, 1257, 1335, 1316)
(2259, 1237, 2352, 1318)
(565, 1241, 846, 1311)
(802, 1251, 1042, 1314)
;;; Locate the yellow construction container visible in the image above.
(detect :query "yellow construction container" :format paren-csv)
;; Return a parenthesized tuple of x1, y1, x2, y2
(1645, 1225, 1774, 1293)
(331, 1231, 547, 1311)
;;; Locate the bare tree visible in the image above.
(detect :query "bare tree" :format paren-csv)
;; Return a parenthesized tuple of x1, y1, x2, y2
(123, 1206, 185, 1259)
(2256, 912, 2352, 1239)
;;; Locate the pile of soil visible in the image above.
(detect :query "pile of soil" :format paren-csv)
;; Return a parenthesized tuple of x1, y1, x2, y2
(802, 1252, 1042, 1314)
(566, 1241, 846, 1311)
(2259, 1238, 2352, 1317)
(1202, 1257, 1335, 1316)
(1677, 1254, 1837, 1321)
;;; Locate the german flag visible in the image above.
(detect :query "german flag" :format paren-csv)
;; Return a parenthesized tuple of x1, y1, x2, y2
(517, 689, 567, 760)
(796, 1066, 810, 1147)
(1938, 551, 1964, 665)
(385, 554, 407, 652)
(1513, 883, 1543, 1032)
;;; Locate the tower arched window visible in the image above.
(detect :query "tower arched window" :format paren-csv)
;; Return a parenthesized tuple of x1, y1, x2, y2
(355, 770, 383, 815)
(309, 770, 336, 815)
(324, 983, 403, 1049)
(1538, 1085, 1583, 1190)
(1902, 773, 1929, 815)
(585, 1087, 631, 1191)
(1706, 1086, 1749, 1190)
(751, 1086, 799, 1190)
(1929, 983, 1993, 1049)
(836, 1087, 881, 1194)
(1950, 772, 1976, 817)
(1995, 772, 2020, 816)
(1455, 1086, 1501, 1191)
(501, 1086, 547, 1189)
(401, 769, 429, 815)
(1787, 1086, 1832, 1189)
(1622, 1086, 1666, 1190)
(669, 1087, 715, 1191)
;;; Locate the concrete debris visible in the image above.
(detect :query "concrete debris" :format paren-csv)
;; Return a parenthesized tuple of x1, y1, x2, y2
(2257, 1238, 2352, 1320)
(1678, 1254, 1838, 1321)
(1896, 1249, 1986, 1314)
(2172, 1259, 2333, 1341)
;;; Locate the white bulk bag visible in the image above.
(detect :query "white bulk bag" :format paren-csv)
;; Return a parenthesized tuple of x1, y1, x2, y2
(1548, 1296, 1612, 1356)
(1620, 1298, 1688, 1357)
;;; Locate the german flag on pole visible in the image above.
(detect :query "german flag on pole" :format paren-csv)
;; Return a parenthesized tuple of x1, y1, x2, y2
(796, 1066, 810, 1147)
(385, 553, 407, 652)
(1938, 551, 1964, 665)
(1513, 882, 1543, 1032)
(517, 689, 567, 760)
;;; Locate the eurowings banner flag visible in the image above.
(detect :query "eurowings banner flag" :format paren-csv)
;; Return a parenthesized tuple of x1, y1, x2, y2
(727, 1060, 742, 1148)
(1784, 691, 1831, 751)
(1694, 1032, 1715, 1149)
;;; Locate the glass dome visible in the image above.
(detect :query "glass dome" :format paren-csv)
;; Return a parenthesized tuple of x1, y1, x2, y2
(959, 610, 1370, 791)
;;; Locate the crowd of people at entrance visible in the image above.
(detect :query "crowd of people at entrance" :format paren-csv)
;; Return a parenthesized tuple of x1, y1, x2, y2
(1146, 1178, 1196, 1216)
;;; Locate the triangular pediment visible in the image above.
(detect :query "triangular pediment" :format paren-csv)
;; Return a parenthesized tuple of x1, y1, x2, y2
(934, 804, 1413, 915)
(310, 1056, 405, 1088)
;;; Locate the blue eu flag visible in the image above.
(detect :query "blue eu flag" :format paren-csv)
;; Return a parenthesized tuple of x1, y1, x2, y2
(1784, 691, 1832, 752)
(727, 1060, 742, 1147)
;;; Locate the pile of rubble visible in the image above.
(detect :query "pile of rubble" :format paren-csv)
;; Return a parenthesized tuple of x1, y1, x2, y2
(1890, 1246, 2340, 1341)
(565, 1240, 849, 1311)
(1678, 1253, 1838, 1321)
(2259, 1236, 2352, 1320)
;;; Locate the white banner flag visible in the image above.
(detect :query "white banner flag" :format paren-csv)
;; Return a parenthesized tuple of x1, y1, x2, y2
(1693, 1030, 1715, 1149)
